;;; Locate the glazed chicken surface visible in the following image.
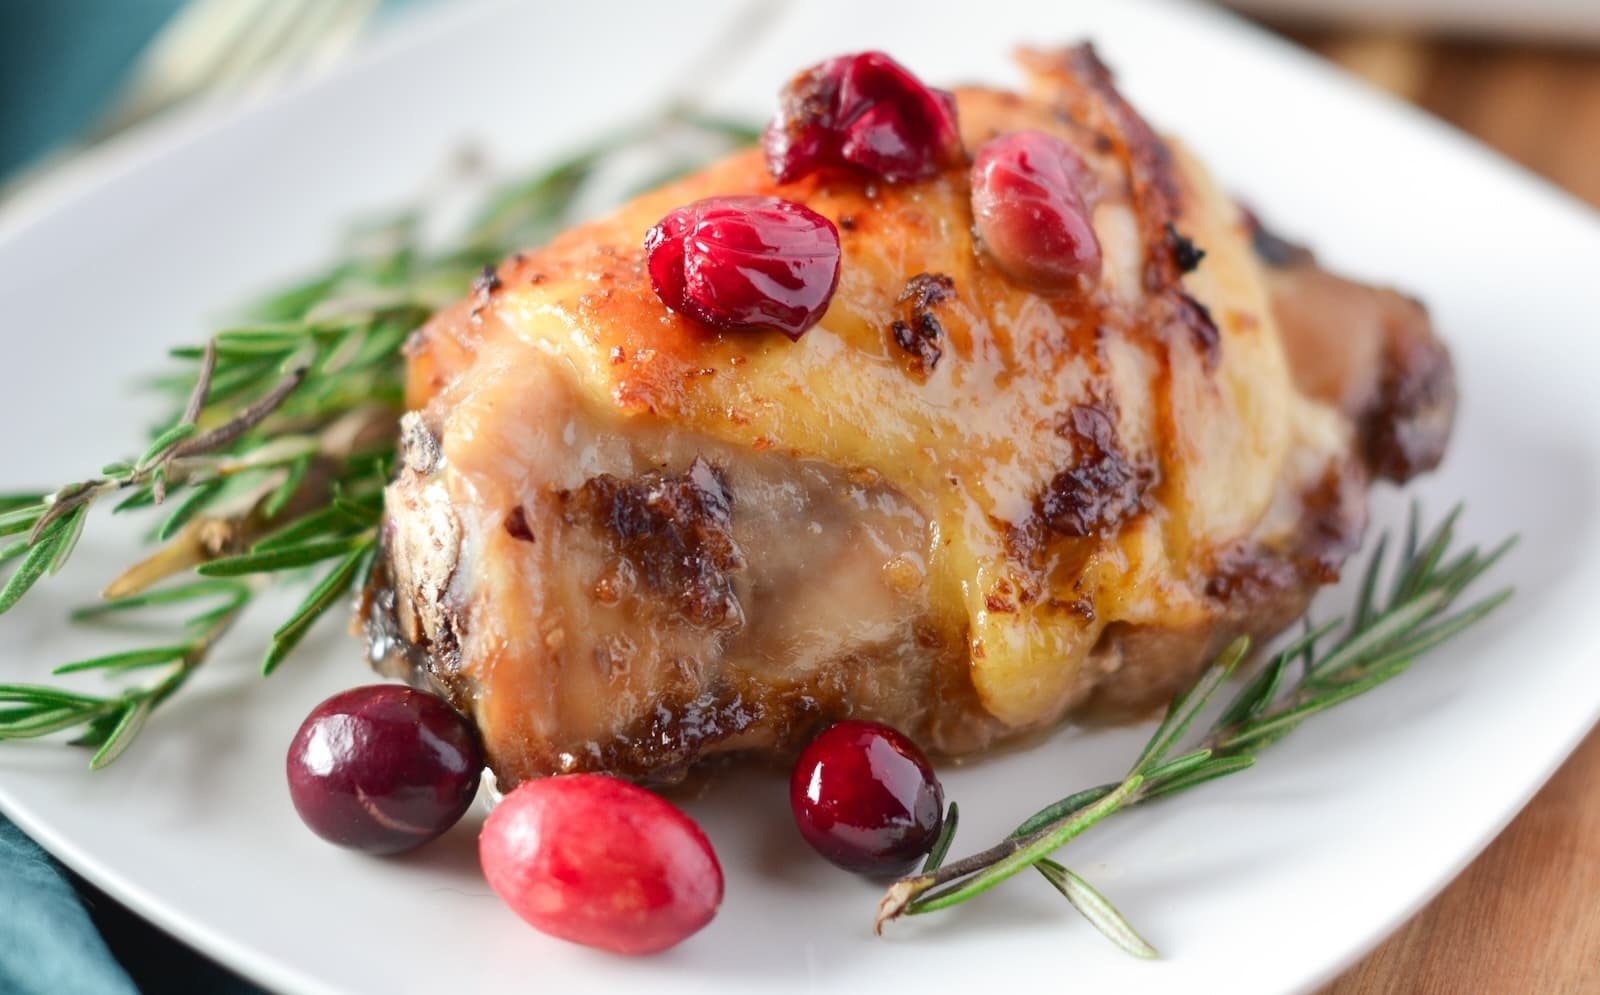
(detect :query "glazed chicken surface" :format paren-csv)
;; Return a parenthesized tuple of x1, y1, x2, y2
(367, 46, 1454, 786)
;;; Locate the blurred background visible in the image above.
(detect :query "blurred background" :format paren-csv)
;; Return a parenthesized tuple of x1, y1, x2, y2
(1, 0, 1597, 205)
(0, 2, 1594, 994)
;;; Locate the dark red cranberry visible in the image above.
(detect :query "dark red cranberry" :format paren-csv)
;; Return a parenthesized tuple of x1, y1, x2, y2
(645, 195, 841, 340)
(790, 720, 944, 876)
(286, 684, 483, 855)
(970, 130, 1102, 291)
(480, 774, 724, 955)
(764, 51, 963, 184)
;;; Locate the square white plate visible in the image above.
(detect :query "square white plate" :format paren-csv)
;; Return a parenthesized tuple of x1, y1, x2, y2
(2, 2, 1598, 993)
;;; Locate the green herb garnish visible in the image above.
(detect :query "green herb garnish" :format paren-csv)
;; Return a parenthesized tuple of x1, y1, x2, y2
(878, 504, 1514, 957)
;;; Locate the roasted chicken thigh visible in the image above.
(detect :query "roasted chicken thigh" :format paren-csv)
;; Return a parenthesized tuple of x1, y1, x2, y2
(367, 46, 1454, 786)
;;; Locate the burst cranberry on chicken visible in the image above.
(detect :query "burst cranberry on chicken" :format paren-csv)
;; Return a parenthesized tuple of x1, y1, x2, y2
(365, 45, 1454, 787)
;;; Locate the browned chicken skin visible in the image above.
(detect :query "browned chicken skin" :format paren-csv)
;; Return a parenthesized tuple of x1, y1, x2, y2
(365, 46, 1454, 787)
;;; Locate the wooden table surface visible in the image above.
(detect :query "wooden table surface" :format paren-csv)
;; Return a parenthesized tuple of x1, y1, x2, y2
(1259, 26, 1600, 994)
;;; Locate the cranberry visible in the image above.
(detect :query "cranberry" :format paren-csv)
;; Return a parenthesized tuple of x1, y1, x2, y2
(286, 684, 483, 855)
(764, 51, 963, 184)
(645, 195, 840, 340)
(789, 720, 944, 876)
(480, 774, 724, 955)
(970, 130, 1102, 291)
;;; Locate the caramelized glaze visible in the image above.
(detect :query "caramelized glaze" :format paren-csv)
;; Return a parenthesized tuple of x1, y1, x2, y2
(370, 46, 1454, 785)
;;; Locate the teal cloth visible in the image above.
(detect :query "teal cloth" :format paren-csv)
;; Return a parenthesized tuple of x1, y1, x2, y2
(1, 813, 266, 993)
(0, 816, 137, 995)
(0, 0, 188, 178)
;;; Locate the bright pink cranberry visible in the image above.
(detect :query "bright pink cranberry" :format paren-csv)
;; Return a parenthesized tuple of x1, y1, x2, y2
(970, 130, 1102, 291)
(480, 774, 724, 956)
(645, 195, 841, 340)
(790, 720, 944, 876)
(764, 51, 963, 184)
(286, 685, 484, 855)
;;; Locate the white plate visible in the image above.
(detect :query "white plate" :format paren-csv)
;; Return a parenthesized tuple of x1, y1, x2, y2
(2, 2, 1599, 993)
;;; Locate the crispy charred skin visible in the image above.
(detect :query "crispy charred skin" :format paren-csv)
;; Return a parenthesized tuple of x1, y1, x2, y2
(367, 45, 1454, 786)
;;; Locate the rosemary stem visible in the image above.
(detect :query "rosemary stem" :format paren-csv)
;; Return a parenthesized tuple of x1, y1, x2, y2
(906, 775, 1143, 916)
(1009, 783, 1118, 839)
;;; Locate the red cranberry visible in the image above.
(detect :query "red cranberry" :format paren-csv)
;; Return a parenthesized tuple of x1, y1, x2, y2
(645, 195, 841, 340)
(480, 774, 724, 955)
(286, 684, 483, 855)
(970, 130, 1102, 291)
(764, 51, 963, 184)
(789, 720, 944, 876)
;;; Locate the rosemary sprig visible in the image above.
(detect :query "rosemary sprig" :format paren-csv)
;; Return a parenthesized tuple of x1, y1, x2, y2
(877, 504, 1515, 958)
(0, 110, 754, 766)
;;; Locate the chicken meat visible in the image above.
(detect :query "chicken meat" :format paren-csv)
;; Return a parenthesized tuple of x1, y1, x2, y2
(365, 45, 1454, 787)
